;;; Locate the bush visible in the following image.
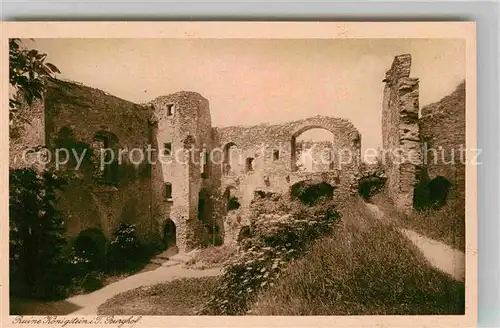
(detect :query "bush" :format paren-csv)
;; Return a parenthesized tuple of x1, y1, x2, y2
(184, 245, 236, 270)
(70, 228, 107, 275)
(290, 181, 334, 205)
(108, 223, 147, 272)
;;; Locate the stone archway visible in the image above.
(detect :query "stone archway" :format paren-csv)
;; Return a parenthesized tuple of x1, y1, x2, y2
(290, 126, 335, 172)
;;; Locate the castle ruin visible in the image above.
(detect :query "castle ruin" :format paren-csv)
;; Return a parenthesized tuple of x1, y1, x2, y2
(10, 54, 466, 252)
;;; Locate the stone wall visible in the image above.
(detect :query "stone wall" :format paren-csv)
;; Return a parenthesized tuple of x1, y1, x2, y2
(214, 115, 361, 244)
(42, 78, 156, 241)
(419, 81, 466, 202)
(381, 54, 421, 213)
(9, 97, 46, 171)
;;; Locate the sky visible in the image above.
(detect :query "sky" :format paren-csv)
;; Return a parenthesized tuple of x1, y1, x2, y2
(27, 38, 465, 152)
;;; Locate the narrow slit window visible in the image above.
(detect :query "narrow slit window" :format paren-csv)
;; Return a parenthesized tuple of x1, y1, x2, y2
(164, 183, 172, 199)
(166, 104, 174, 116)
(164, 142, 172, 156)
(246, 157, 255, 172)
(273, 149, 280, 161)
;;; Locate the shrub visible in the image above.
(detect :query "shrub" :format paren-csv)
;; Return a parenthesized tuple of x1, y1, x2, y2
(290, 181, 334, 205)
(108, 223, 145, 272)
(184, 245, 236, 270)
(71, 228, 107, 275)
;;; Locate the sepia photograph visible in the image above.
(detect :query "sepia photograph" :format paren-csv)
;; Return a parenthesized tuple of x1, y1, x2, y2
(3, 22, 476, 327)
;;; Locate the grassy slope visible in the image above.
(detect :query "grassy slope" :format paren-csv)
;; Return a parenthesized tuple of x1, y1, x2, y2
(251, 200, 465, 315)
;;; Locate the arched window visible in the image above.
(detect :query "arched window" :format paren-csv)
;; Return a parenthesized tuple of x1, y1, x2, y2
(222, 142, 238, 176)
(92, 131, 119, 186)
(245, 157, 255, 173)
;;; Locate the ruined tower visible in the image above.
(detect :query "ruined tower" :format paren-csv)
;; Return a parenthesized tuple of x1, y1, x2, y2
(150, 91, 213, 252)
(381, 54, 422, 213)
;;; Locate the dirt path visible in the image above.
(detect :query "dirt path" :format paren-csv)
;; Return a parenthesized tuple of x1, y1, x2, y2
(400, 229, 465, 281)
(67, 259, 221, 315)
(365, 202, 465, 282)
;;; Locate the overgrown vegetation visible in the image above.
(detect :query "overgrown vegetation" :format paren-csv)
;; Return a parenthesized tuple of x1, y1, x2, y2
(66, 223, 163, 295)
(251, 200, 465, 315)
(290, 181, 335, 206)
(10, 168, 69, 299)
(10, 169, 162, 301)
(197, 195, 341, 315)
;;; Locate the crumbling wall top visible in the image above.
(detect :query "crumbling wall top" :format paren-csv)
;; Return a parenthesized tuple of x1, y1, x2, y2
(383, 54, 412, 85)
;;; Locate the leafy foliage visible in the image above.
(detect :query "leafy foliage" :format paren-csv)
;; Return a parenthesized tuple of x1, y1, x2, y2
(70, 228, 108, 275)
(9, 168, 69, 299)
(9, 38, 60, 137)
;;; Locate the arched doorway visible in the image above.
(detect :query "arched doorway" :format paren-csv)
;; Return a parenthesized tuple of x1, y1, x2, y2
(163, 219, 177, 250)
(291, 127, 335, 172)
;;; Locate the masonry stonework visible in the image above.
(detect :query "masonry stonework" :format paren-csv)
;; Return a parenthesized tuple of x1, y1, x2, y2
(42, 78, 155, 241)
(419, 82, 466, 202)
(381, 54, 422, 213)
(381, 54, 466, 212)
